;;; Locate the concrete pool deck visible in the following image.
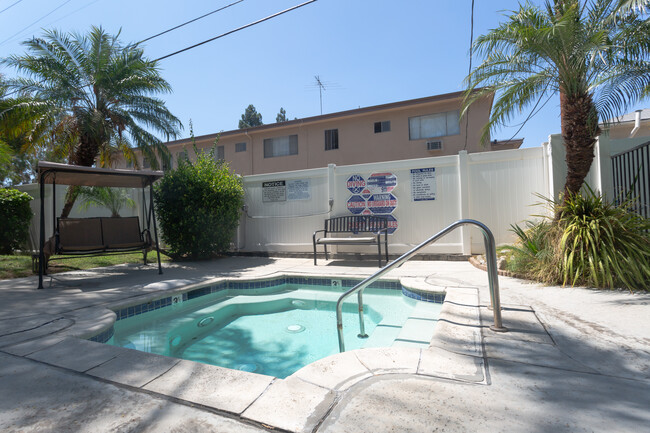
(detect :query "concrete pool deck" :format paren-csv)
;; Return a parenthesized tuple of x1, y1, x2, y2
(0, 257, 648, 432)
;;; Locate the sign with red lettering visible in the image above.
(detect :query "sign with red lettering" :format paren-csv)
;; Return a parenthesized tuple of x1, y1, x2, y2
(367, 193, 397, 214)
(367, 172, 397, 194)
(385, 214, 398, 234)
(346, 174, 366, 194)
(346, 195, 367, 214)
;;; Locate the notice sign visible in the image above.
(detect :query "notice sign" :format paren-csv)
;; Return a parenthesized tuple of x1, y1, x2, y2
(347, 195, 367, 214)
(367, 172, 397, 194)
(346, 174, 366, 194)
(287, 179, 311, 201)
(262, 180, 286, 202)
(367, 193, 397, 214)
(410, 167, 437, 201)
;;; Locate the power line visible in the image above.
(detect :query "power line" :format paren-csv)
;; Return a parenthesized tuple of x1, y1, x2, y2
(0, 0, 24, 15)
(153, 0, 317, 62)
(0, 0, 73, 47)
(138, 0, 245, 44)
(463, 0, 475, 150)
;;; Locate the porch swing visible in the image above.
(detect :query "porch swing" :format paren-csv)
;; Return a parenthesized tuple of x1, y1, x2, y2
(36, 161, 164, 290)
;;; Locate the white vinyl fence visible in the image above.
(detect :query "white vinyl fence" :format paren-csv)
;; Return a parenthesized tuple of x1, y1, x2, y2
(237, 147, 550, 255)
(16, 133, 638, 257)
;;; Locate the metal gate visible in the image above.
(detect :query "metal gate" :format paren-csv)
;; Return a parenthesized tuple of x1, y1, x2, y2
(612, 141, 650, 219)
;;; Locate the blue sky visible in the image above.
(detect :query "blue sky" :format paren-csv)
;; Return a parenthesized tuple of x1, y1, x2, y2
(0, 0, 646, 148)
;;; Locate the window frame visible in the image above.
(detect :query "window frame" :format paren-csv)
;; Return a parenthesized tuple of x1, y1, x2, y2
(408, 110, 461, 140)
(263, 134, 299, 158)
(374, 120, 391, 133)
(324, 128, 339, 151)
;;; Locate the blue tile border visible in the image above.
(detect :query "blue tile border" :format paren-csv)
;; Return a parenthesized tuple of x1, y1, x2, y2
(402, 286, 446, 304)
(89, 325, 114, 343)
(88, 275, 443, 342)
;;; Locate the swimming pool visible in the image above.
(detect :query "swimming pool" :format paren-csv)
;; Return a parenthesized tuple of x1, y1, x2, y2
(105, 276, 443, 378)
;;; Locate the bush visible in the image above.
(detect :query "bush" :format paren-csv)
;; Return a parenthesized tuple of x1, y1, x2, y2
(510, 189, 650, 291)
(0, 188, 33, 254)
(153, 147, 244, 259)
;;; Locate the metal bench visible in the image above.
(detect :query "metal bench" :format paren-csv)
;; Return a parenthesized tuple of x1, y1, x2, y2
(312, 215, 389, 266)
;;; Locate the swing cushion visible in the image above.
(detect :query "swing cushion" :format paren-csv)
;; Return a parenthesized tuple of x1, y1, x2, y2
(57, 218, 104, 253)
(56, 217, 150, 253)
(103, 217, 149, 250)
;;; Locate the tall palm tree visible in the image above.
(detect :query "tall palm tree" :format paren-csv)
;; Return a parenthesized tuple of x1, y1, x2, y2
(2, 26, 182, 216)
(464, 0, 650, 199)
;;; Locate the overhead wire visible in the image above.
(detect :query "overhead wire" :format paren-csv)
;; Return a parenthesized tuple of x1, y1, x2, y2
(153, 0, 317, 62)
(0, 0, 73, 47)
(0, 0, 24, 15)
(138, 0, 245, 44)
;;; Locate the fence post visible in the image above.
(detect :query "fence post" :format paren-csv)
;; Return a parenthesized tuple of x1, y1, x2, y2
(328, 164, 337, 215)
(457, 151, 471, 254)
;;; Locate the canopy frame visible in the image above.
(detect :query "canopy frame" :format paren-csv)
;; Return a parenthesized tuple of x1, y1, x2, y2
(37, 161, 164, 289)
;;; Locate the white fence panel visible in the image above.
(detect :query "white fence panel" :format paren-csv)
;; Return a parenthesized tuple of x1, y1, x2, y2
(467, 148, 550, 251)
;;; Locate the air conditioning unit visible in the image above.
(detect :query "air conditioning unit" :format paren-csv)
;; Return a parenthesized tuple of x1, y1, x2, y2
(426, 140, 443, 151)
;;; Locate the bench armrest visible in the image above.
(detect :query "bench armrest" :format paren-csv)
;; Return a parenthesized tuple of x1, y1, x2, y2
(312, 229, 327, 242)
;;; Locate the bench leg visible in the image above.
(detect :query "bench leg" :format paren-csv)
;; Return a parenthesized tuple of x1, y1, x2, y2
(313, 240, 318, 266)
(324, 244, 329, 261)
(143, 249, 148, 265)
(377, 242, 382, 267)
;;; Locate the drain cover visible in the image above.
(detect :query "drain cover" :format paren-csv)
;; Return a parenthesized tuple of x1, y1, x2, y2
(286, 324, 305, 333)
(237, 363, 259, 373)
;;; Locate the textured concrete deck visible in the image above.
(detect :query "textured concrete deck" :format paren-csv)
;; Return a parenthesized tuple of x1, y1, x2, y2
(0, 257, 648, 432)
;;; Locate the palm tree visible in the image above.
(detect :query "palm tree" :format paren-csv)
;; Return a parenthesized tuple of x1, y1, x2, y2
(2, 26, 182, 216)
(464, 0, 650, 199)
(77, 186, 136, 217)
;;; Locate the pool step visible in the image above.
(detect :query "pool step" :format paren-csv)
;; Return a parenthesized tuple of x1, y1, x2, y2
(362, 325, 402, 348)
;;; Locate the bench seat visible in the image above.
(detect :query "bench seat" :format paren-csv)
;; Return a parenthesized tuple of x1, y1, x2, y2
(313, 215, 389, 266)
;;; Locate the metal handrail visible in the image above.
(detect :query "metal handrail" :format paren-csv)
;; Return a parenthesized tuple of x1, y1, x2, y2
(335, 219, 507, 352)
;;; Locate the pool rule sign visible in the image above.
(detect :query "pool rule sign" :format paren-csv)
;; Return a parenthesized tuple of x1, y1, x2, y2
(410, 167, 436, 201)
(345, 173, 399, 233)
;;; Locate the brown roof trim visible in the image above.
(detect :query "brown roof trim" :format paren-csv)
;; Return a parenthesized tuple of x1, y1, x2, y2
(166, 89, 492, 147)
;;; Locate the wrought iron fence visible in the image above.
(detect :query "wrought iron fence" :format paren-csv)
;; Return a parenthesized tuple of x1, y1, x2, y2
(612, 141, 650, 219)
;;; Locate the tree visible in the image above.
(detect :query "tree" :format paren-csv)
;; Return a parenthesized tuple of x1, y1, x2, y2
(2, 26, 182, 217)
(276, 107, 287, 122)
(77, 186, 136, 217)
(238, 104, 263, 128)
(463, 0, 650, 200)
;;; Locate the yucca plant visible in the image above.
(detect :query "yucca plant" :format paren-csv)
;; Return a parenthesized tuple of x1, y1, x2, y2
(556, 190, 650, 290)
(511, 189, 650, 291)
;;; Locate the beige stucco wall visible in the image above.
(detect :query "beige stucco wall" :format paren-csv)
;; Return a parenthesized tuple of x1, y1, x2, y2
(136, 92, 500, 176)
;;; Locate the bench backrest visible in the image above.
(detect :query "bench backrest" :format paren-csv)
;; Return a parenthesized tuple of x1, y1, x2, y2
(57, 216, 145, 250)
(102, 216, 143, 247)
(57, 218, 104, 250)
(325, 215, 388, 234)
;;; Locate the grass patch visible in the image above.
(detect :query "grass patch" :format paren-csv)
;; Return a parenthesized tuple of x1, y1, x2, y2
(0, 251, 171, 280)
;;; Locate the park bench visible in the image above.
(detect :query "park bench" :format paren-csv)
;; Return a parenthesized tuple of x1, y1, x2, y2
(312, 215, 389, 267)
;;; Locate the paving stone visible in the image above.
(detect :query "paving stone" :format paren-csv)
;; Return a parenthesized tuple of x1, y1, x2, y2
(86, 348, 180, 387)
(242, 376, 335, 433)
(27, 337, 118, 372)
(292, 350, 371, 391)
(144, 360, 273, 414)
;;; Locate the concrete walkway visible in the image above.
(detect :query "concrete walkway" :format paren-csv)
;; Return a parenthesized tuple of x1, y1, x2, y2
(0, 257, 648, 432)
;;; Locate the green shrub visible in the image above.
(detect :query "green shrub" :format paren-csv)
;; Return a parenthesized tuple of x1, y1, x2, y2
(0, 188, 33, 254)
(153, 147, 244, 259)
(510, 189, 650, 291)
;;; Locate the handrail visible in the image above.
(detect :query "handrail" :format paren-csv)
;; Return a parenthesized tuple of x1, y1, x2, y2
(335, 219, 507, 352)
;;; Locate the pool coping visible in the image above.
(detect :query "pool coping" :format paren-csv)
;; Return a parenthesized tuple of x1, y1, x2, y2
(2, 273, 486, 433)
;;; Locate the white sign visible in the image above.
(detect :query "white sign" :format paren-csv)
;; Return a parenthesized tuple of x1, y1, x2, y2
(287, 179, 311, 201)
(262, 180, 286, 202)
(410, 168, 436, 201)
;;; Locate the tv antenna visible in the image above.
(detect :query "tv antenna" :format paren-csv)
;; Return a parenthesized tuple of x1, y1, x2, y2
(314, 75, 326, 115)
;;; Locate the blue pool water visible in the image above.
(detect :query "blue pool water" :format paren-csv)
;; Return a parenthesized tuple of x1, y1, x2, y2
(107, 281, 442, 378)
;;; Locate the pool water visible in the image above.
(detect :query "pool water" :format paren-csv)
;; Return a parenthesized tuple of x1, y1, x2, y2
(107, 282, 442, 378)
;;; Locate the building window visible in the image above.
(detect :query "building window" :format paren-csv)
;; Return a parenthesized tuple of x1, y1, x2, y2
(409, 110, 460, 140)
(235, 142, 247, 152)
(374, 121, 391, 133)
(264, 134, 298, 158)
(325, 129, 339, 150)
(176, 150, 189, 167)
(215, 145, 225, 161)
(142, 158, 151, 169)
(162, 157, 171, 171)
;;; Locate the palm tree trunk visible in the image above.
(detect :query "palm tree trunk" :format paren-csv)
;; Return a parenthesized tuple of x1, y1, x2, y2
(559, 91, 600, 199)
(60, 135, 101, 218)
